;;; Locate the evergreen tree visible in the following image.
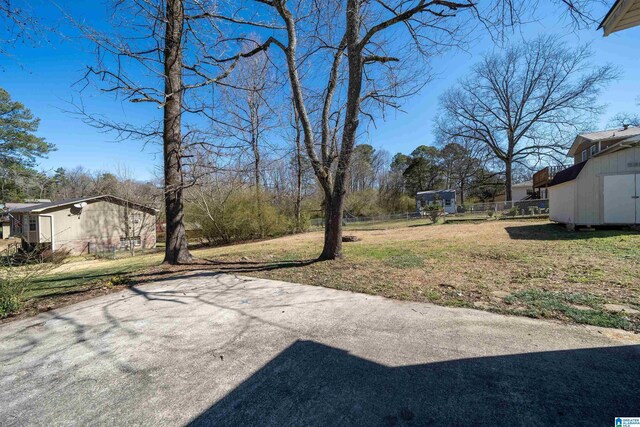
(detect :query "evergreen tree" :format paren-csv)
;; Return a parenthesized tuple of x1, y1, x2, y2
(0, 87, 54, 201)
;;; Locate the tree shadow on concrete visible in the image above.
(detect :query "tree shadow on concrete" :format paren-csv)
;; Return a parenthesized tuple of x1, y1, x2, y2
(505, 223, 637, 241)
(125, 259, 320, 288)
(188, 340, 639, 426)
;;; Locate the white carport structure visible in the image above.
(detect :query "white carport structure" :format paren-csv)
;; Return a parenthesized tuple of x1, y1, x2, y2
(599, 0, 640, 35)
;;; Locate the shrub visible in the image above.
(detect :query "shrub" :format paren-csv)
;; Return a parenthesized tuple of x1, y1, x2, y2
(424, 205, 443, 223)
(40, 248, 71, 265)
(0, 255, 53, 318)
(186, 189, 298, 245)
(345, 188, 384, 217)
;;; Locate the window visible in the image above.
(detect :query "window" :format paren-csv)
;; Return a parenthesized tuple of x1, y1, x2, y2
(444, 199, 452, 206)
(120, 236, 141, 248)
(29, 217, 37, 232)
(130, 213, 142, 225)
(581, 150, 588, 162)
(590, 144, 598, 156)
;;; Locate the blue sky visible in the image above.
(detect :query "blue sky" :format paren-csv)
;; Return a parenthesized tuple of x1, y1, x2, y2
(1, 1, 639, 181)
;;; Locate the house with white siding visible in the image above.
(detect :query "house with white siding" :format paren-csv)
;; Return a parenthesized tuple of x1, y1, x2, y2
(545, 127, 640, 228)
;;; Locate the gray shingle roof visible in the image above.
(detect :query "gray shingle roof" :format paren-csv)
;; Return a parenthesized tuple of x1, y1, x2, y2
(568, 126, 640, 156)
(8, 195, 157, 214)
(577, 126, 640, 142)
(549, 161, 588, 187)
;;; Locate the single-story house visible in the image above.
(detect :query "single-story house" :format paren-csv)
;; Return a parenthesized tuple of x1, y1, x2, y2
(2, 202, 51, 240)
(416, 190, 457, 214)
(7, 195, 157, 254)
(547, 126, 640, 227)
(511, 181, 534, 201)
(599, 0, 640, 36)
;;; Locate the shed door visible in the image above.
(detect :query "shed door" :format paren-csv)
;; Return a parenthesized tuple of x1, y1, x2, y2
(603, 174, 637, 224)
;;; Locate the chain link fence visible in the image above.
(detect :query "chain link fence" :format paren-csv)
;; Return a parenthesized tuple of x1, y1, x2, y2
(454, 199, 549, 219)
(310, 199, 549, 229)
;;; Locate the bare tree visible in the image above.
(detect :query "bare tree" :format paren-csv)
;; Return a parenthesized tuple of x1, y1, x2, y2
(256, 0, 475, 259)
(291, 102, 305, 231)
(439, 137, 487, 205)
(253, 0, 600, 259)
(76, 0, 275, 264)
(437, 36, 617, 201)
(215, 48, 280, 237)
(0, 0, 41, 55)
(608, 112, 640, 128)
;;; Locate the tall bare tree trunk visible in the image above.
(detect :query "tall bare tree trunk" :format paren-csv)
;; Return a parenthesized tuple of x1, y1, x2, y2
(163, 0, 192, 265)
(504, 158, 512, 202)
(251, 131, 264, 237)
(319, 0, 362, 260)
(294, 113, 303, 231)
(320, 186, 345, 259)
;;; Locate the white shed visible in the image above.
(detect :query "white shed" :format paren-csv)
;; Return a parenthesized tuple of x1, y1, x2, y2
(549, 142, 640, 227)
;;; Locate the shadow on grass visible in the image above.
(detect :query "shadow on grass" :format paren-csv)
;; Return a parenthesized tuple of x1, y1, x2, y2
(505, 223, 638, 241)
(125, 258, 320, 287)
(187, 340, 640, 426)
(406, 222, 436, 228)
(31, 271, 127, 286)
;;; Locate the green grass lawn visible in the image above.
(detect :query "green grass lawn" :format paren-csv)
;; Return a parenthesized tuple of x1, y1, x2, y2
(12, 219, 640, 331)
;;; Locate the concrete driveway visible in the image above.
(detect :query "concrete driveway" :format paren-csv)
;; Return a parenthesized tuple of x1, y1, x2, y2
(1, 272, 638, 426)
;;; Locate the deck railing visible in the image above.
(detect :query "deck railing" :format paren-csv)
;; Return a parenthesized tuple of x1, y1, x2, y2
(533, 165, 569, 188)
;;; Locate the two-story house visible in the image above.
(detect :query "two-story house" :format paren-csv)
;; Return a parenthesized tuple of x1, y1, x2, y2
(541, 126, 640, 228)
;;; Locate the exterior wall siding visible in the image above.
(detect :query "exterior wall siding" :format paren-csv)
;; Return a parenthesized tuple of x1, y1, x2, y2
(567, 146, 640, 225)
(32, 200, 156, 255)
(1, 223, 10, 239)
(549, 181, 577, 224)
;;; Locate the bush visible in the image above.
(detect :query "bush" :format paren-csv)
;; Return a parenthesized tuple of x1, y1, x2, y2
(186, 189, 299, 245)
(40, 248, 71, 265)
(345, 188, 384, 217)
(424, 205, 443, 223)
(0, 256, 53, 318)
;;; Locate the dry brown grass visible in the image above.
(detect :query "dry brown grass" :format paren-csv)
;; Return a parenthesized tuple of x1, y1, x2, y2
(9, 219, 640, 330)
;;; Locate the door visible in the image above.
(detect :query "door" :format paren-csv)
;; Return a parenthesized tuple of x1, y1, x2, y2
(39, 216, 52, 246)
(603, 174, 637, 224)
(637, 174, 640, 224)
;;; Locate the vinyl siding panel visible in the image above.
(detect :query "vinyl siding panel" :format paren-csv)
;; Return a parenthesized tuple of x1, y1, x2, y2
(549, 181, 576, 224)
(575, 147, 640, 225)
(36, 200, 156, 254)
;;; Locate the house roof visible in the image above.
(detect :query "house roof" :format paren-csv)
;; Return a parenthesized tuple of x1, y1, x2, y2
(416, 189, 455, 195)
(567, 126, 640, 157)
(548, 161, 588, 187)
(599, 0, 640, 36)
(8, 195, 158, 215)
(511, 180, 532, 188)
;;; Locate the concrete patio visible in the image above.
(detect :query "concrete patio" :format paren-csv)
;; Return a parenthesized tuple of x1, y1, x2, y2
(1, 272, 638, 426)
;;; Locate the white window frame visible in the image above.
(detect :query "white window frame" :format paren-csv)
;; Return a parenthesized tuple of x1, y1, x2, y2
(120, 236, 142, 248)
(130, 212, 142, 225)
(590, 144, 598, 156)
(581, 149, 588, 162)
(29, 216, 37, 232)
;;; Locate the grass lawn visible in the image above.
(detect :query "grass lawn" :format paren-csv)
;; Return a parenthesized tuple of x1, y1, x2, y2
(10, 219, 640, 331)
